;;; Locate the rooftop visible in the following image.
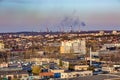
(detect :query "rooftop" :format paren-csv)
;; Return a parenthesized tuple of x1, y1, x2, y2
(57, 74, 120, 80)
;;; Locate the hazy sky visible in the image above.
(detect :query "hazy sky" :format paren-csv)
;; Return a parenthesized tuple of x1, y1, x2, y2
(0, 0, 120, 32)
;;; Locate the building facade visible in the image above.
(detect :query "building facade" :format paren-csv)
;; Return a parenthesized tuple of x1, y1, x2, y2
(60, 39, 86, 54)
(0, 41, 4, 51)
(61, 71, 93, 79)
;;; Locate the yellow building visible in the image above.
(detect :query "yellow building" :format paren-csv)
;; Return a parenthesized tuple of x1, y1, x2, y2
(60, 46, 65, 54)
(0, 41, 4, 50)
(74, 65, 89, 71)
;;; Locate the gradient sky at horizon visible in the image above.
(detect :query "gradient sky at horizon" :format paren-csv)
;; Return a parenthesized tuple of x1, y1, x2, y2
(0, 0, 120, 32)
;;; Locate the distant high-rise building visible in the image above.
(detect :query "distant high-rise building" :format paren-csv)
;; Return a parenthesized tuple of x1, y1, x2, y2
(60, 39, 86, 54)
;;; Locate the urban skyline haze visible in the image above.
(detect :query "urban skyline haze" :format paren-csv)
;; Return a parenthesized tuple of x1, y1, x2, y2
(0, 0, 120, 32)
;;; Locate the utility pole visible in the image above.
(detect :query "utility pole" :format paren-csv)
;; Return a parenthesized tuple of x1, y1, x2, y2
(30, 31, 34, 59)
(90, 47, 92, 66)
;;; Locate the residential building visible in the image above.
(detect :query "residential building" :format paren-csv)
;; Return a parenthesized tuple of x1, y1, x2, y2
(102, 67, 116, 73)
(112, 30, 118, 35)
(0, 41, 4, 51)
(61, 59, 87, 70)
(39, 72, 54, 79)
(99, 30, 105, 35)
(60, 39, 86, 54)
(50, 69, 64, 73)
(100, 43, 120, 51)
(0, 71, 29, 80)
(61, 71, 93, 79)
(74, 65, 89, 71)
(0, 62, 8, 68)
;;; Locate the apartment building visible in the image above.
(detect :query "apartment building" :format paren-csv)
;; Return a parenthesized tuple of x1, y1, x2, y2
(0, 40, 4, 51)
(60, 39, 86, 54)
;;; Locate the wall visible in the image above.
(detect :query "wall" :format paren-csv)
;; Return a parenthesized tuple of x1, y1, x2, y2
(74, 65, 89, 71)
(61, 71, 93, 79)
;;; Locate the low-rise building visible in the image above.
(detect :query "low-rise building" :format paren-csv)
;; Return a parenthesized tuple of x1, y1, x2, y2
(39, 72, 54, 79)
(61, 59, 87, 70)
(74, 65, 89, 71)
(102, 67, 116, 73)
(50, 69, 64, 73)
(0, 62, 8, 68)
(0, 41, 4, 51)
(61, 71, 93, 79)
(0, 71, 28, 80)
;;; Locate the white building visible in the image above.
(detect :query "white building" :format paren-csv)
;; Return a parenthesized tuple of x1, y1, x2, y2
(99, 30, 104, 35)
(60, 39, 86, 54)
(112, 30, 118, 35)
(0, 62, 8, 68)
(101, 43, 120, 51)
(102, 67, 115, 73)
(61, 71, 93, 79)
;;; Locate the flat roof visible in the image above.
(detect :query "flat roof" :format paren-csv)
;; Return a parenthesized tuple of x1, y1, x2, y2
(57, 74, 120, 80)
(0, 70, 28, 75)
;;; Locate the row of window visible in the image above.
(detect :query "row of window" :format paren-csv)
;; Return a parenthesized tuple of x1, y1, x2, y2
(61, 73, 92, 78)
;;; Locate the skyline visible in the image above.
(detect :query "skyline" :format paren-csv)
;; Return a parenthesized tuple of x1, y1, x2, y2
(0, 0, 120, 32)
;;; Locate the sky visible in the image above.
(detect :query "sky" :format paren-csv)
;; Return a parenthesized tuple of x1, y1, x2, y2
(0, 0, 120, 32)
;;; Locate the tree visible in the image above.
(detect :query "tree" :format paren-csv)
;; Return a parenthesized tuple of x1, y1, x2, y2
(69, 63, 74, 71)
(32, 65, 41, 75)
(59, 60, 63, 67)
(87, 66, 95, 71)
(0, 76, 3, 80)
(2, 76, 7, 80)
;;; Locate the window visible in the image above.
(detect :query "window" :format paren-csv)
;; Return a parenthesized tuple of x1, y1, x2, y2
(18, 75, 22, 78)
(73, 75, 76, 77)
(81, 74, 83, 76)
(89, 73, 92, 75)
(76, 74, 79, 77)
(24, 75, 28, 77)
(69, 75, 71, 77)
